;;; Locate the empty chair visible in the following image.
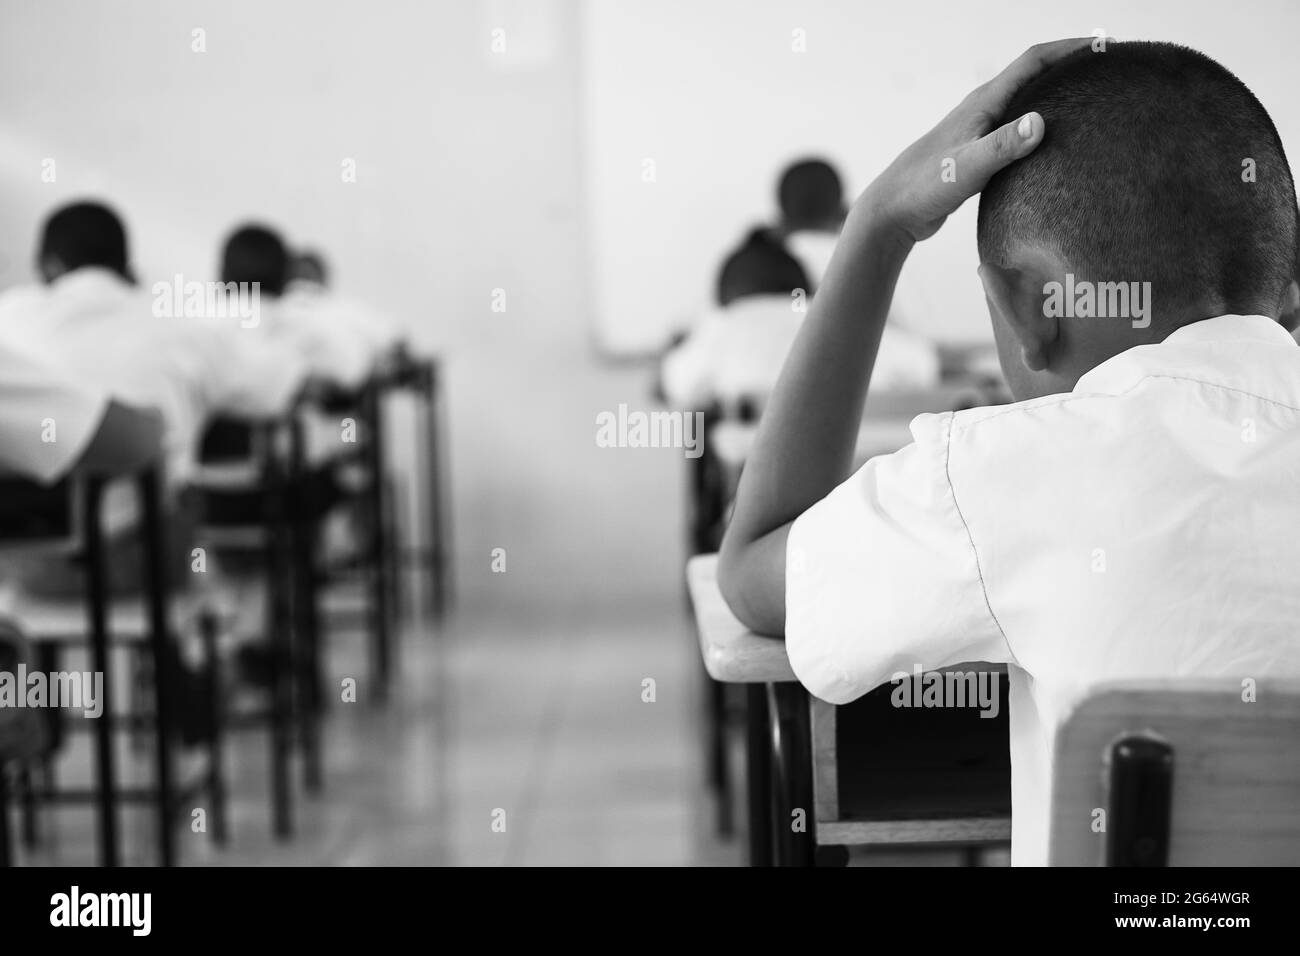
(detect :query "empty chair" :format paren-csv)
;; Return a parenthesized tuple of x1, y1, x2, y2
(1049, 680, 1300, 866)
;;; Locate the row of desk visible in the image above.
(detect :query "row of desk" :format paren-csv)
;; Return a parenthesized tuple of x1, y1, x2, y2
(0, 353, 450, 867)
(685, 363, 1015, 866)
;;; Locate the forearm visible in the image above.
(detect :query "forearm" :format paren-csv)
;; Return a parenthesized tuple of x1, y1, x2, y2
(718, 194, 914, 631)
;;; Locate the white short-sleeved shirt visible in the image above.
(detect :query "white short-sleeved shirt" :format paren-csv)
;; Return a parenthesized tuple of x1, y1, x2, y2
(274, 280, 402, 390)
(786, 314, 1300, 866)
(1, 269, 306, 483)
(0, 342, 107, 484)
(661, 295, 940, 410)
(785, 230, 839, 291)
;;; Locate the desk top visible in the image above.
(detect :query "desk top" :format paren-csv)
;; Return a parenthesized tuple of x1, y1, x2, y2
(708, 381, 997, 469)
(687, 553, 796, 684)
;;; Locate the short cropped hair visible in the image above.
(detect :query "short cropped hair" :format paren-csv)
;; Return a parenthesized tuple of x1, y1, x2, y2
(220, 224, 289, 295)
(717, 227, 810, 306)
(39, 201, 132, 281)
(291, 250, 329, 286)
(978, 42, 1298, 319)
(777, 159, 844, 228)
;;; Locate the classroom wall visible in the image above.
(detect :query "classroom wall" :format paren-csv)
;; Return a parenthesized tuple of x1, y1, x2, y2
(0, 0, 602, 600)
(582, 0, 1300, 354)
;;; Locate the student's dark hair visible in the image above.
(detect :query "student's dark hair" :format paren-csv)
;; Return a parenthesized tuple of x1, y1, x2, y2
(220, 224, 289, 295)
(777, 158, 844, 228)
(977, 41, 1299, 321)
(39, 201, 133, 282)
(716, 227, 810, 306)
(291, 249, 329, 286)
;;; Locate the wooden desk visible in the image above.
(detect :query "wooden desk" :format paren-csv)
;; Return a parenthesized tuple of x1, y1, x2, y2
(688, 553, 1012, 867)
(688, 555, 794, 684)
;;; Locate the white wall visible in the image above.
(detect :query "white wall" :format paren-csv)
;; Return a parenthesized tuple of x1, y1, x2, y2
(0, 0, 593, 597)
(582, 0, 1300, 353)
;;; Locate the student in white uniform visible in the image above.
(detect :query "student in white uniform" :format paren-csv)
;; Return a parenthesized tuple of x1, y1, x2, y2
(772, 158, 846, 292)
(2, 202, 308, 487)
(717, 39, 1300, 866)
(282, 248, 405, 372)
(0, 341, 163, 485)
(216, 226, 371, 530)
(0, 345, 165, 762)
(661, 228, 939, 412)
(221, 226, 384, 392)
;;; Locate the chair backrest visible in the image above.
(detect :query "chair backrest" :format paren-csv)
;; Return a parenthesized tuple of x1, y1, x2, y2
(1049, 680, 1300, 866)
(0, 475, 82, 552)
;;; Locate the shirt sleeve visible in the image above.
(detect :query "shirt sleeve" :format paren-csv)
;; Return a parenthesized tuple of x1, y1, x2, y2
(784, 411, 1011, 704)
(204, 325, 309, 419)
(0, 344, 108, 484)
(660, 318, 725, 409)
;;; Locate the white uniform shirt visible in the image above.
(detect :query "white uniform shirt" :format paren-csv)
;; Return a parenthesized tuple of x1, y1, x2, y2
(785, 314, 1300, 866)
(0, 341, 106, 484)
(661, 295, 940, 410)
(785, 230, 839, 291)
(275, 280, 402, 390)
(0, 269, 306, 483)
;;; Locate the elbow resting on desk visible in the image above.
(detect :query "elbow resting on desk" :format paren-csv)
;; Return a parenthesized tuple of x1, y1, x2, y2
(717, 522, 790, 639)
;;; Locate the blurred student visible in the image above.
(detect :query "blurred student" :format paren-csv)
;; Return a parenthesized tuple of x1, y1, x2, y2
(222, 226, 394, 392)
(217, 226, 374, 541)
(0, 341, 163, 485)
(283, 247, 405, 367)
(773, 158, 847, 290)
(0, 202, 307, 486)
(0, 347, 164, 761)
(718, 40, 1300, 866)
(661, 228, 938, 411)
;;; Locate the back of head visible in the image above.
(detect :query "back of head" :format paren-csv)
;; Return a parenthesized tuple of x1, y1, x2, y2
(221, 224, 289, 296)
(39, 200, 132, 283)
(716, 227, 810, 307)
(777, 158, 845, 231)
(290, 249, 329, 286)
(978, 41, 1298, 333)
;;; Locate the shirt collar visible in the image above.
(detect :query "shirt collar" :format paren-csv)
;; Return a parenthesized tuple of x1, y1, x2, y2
(1074, 314, 1297, 395)
(49, 266, 133, 299)
(1161, 313, 1297, 347)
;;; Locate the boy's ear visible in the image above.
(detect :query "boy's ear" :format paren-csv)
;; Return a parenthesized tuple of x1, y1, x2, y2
(38, 253, 66, 284)
(1277, 279, 1300, 334)
(978, 261, 1059, 371)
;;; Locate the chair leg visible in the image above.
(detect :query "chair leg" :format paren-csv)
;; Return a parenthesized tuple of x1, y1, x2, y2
(745, 684, 774, 867)
(84, 477, 120, 868)
(18, 763, 39, 849)
(369, 388, 391, 702)
(270, 575, 294, 840)
(201, 613, 228, 846)
(293, 512, 323, 795)
(423, 369, 449, 622)
(769, 682, 815, 867)
(140, 469, 176, 867)
(0, 764, 12, 866)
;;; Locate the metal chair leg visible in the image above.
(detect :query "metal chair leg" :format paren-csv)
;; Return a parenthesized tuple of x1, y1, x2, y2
(140, 469, 176, 867)
(84, 477, 119, 867)
(200, 611, 228, 845)
(769, 682, 815, 867)
(745, 683, 774, 866)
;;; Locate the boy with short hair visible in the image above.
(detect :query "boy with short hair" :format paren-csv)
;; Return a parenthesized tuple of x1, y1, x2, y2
(718, 39, 1300, 865)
